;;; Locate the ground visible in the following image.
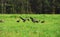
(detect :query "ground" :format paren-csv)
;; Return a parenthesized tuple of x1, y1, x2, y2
(0, 14, 60, 37)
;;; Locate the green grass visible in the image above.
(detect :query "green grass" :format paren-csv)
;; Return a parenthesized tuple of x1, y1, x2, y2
(0, 14, 60, 37)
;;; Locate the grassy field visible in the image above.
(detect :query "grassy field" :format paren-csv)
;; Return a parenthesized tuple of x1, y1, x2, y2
(0, 14, 60, 37)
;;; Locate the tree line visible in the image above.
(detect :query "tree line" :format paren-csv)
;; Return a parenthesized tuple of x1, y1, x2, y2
(0, 0, 60, 14)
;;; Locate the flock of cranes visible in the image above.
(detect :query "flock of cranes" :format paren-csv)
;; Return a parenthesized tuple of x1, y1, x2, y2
(16, 16, 45, 23)
(0, 16, 45, 23)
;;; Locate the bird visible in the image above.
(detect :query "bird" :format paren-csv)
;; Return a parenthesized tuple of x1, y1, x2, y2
(19, 16, 26, 22)
(25, 17, 30, 21)
(16, 20, 20, 22)
(41, 20, 45, 23)
(0, 19, 4, 23)
(30, 17, 40, 23)
(16, 19, 20, 23)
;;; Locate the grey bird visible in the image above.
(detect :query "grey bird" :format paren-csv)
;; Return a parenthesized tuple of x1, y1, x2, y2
(30, 17, 40, 23)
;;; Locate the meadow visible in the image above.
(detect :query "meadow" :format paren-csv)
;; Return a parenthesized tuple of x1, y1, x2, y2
(0, 14, 60, 37)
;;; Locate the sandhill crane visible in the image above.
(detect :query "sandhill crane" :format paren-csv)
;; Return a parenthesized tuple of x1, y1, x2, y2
(30, 17, 40, 23)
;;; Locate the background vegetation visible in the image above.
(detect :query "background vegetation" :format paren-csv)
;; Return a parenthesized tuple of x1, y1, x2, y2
(0, 0, 60, 14)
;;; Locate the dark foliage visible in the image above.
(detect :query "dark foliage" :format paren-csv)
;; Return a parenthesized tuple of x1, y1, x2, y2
(0, 0, 60, 14)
